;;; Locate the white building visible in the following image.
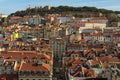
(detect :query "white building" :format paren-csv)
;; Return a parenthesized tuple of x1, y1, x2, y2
(0, 14, 8, 18)
(90, 17, 108, 24)
(50, 37, 67, 60)
(57, 16, 73, 23)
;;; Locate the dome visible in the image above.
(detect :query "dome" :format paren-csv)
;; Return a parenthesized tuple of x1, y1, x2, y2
(70, 33, 82, 43)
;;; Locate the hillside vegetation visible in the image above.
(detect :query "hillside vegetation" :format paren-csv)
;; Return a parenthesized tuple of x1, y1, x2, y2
(9, 6, 120, 26)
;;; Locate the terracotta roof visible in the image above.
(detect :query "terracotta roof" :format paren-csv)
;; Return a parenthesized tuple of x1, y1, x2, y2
(20, 62, 50, 71)
(101, 62, 109, 68)
(72, 59, 84, 65)
(72, 66, 95, 77)
(90, 59, 100, 66)
(65, 51, 83, 57)
(0, 38, 4, 40)
(91, 17, 108, 20)
(91, 33, 103, 36)
(0, 74, 18, 80)
(43, 54, 51, 60)
(0, 44, 3, 48)
(67, 58, 75, 64)
(84, 49, 90, 55)
(0, 51, 52, 61)
(11, 16, 22, 19)
(113, 34, 120, 37)
(70, 65, 77, 69)
(82, 67, 95, 77)
(98, 56, 120, 63)
(9, 41, 15, 45)
(73, 70, 81, 77)
(24, 16, 31, 18)
(95, 48, 103, 52)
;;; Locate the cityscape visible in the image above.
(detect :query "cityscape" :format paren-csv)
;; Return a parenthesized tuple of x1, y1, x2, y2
(0, 0, 120, 80)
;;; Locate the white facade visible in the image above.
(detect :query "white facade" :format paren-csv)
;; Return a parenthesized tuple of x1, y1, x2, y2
(50, 38, 66, 59)
(58, 17, 73, 23)
(83, 33, 120, 42)
(83, 34, 104, 42)
(28, 17, 41, 25)
(0, 14, 8, 18)
(78, 23, 106, 33)
(118, 22, 120, 27)
(90, 19, 108, 24)
(68, 73, 92, 80)
(118, 43, 120, 47)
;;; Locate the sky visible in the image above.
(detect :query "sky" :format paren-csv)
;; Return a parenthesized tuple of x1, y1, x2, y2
(0, 0, 120, 15)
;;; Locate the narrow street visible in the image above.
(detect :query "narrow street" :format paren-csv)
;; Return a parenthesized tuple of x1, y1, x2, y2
(53, 57, 67, 80)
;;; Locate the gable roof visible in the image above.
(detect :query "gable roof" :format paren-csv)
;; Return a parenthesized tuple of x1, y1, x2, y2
(20, 62, 50, 71)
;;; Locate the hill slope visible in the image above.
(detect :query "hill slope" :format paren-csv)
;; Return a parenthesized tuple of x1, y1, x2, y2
(9, 6, 120, 26)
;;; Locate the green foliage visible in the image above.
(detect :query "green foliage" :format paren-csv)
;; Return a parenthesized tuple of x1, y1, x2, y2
(8, 6, 120, 27)
(9, 6, 119, 17)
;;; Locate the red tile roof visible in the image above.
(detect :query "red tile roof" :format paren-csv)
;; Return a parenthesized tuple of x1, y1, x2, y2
(82, 67, 95, 77)
(0, 74, 18, 80)
(72, 59, 84, 65)
(91, 17, 108, 20)
(72, 67, 95, 77)
(70, 65, 77, 70)
(98, 56, 120, 63)
(67, 58, 75, 64)
(0, 51, 52, 61)
(73, 70, 81, 77)
(90, 59, 100, 66)
(11, 16, 22, 19)
(101, 62, 109, 68)
(20, 62, 50, 71)
(84, 49, 90, 55)
(91, 33, 103, 36)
